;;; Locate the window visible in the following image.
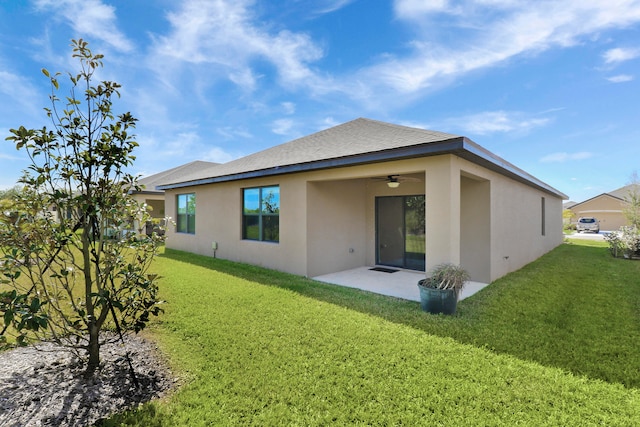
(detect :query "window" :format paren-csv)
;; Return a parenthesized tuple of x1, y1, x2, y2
(243, 186, 279, 242)
(177, 193, 196, 234)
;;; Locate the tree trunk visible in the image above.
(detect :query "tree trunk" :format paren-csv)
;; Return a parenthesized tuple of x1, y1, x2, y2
(82, 223, 100, 373)
(87, 322, 100, 372)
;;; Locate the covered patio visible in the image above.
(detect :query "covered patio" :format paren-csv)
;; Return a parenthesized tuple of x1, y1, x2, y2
(313, 266, 489, 302)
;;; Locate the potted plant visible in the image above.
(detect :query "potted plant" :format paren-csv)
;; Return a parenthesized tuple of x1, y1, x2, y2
(417, 263, 469, 315)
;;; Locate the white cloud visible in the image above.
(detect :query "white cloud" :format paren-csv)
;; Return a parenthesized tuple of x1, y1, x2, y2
(34, 0, 133, 52)
(607, 74, 634, 82)
(359, 1, 640, 95)
(394, 0, 452, 18)
(152, 0, 328, 93)
(142, 130, 206, 160)
(281, 102, 296, 114)
(272, 118, 294, 135)
(138, 129, 242, 165)
(318, 116, 341, 130)
(396, 119, 434, 131)
(228, 68, 259, 91)
(144, 0, 640, 113)
(0, 70, 41, 116)
(0, 152, 22, 161)
(313, 0, 356, 15)
(540, 152, 594, 163)
(443, 111, 551, 135)
(202, 146, 242, 163)
(215, 126, 253, 140)
(603, 47, 640, 64)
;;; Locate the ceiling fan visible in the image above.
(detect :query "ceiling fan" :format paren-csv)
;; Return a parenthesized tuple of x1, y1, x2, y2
(373, 174, 421, 188)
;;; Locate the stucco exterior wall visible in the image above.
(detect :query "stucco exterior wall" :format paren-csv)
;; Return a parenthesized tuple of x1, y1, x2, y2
(164, 154, 564, 284)
(306, 180, 367, 277)
(491, 181, 563, 280)
(303, 158, 430, 276)
(165, 174, 309, 275)
(425, 156, 460, 269)
(460, 174, 491, 283)
(451, 156, 563, 282)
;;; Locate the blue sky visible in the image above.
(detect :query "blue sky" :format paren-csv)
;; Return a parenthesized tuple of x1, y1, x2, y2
(1, 0, 639, 202)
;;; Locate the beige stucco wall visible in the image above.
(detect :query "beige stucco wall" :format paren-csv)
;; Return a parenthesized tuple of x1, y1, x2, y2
(444, 156, 563, 282)
(487, 167, 562, 281)
(569, 195, 627, 231)
(165, 174, 309, 276)
(306, 180, 367, 277)
(460, 174, 491, 283)
(164, 154, 564, 284)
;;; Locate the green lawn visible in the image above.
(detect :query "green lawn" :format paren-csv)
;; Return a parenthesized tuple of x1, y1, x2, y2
(103, 239, 640, 426)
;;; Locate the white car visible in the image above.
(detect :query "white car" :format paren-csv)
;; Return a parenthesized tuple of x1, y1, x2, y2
(576, 217, 600, 233)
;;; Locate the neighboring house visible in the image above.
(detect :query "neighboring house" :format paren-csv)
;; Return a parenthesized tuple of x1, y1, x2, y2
(568, 184, 639, 231)
(130, 161, 218, 233)
(158, 118, 567, 283)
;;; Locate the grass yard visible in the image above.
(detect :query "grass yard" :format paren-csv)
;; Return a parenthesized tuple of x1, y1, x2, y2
(103, 239, 640, 426)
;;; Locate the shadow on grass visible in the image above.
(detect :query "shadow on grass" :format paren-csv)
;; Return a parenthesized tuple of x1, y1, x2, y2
(96, 403, 162, 427)
(157, 244, 640, 389)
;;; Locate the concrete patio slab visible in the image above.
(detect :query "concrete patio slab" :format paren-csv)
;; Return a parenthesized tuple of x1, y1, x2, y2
(313, 266, 489, 302)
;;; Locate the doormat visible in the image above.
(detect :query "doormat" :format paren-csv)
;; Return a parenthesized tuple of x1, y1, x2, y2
(369, 267, 399, 273)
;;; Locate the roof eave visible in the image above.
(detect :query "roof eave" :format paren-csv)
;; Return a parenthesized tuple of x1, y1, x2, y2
(158, 136, 567, 199)
(130, 190, 164, 195)
(157, 137, 464, 190)
(569, 192, 624, 209)
(458, 138, 568, 199)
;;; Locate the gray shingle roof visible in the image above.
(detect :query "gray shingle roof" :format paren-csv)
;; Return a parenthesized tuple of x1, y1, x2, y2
(608, 184, 640, 200)
(570, 184, 640, 208)
(135, 160, 219, 193)
(159, 118, 460, 187)
(157, 117, 567, 199)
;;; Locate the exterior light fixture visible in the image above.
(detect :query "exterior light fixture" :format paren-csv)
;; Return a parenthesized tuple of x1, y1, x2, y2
(387, 178, 400, 188)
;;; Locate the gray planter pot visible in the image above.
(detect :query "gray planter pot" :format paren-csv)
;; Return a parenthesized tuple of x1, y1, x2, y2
(418, 280, 458, 315)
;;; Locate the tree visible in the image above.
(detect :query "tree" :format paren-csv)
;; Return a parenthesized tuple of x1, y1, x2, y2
(623, 171, 640, 228)
(562, 208, 575, 228)
(0, 185, 22, 201)
(0, 39, 165, 373)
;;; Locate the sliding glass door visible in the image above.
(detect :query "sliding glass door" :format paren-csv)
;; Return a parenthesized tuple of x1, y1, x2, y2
(376, 196, 425, 271)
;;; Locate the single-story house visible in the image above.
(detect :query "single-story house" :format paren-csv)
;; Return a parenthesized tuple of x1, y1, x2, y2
(130, 160, 218, 233)
(158, 118, 567, 283)
(568, 184, 639, 231)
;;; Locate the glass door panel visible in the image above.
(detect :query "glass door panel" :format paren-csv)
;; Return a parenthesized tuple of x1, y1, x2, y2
(376, 196, 425, 271)
(376, 197, 405, 268)
(404, 195, 426, 271)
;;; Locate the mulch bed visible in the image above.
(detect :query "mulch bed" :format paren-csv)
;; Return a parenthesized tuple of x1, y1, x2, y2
(0, 334, 178, 427)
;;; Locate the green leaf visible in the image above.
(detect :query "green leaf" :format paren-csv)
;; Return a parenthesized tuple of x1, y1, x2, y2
(30, 298, 40, 313)
(3, 310, 13, 327)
